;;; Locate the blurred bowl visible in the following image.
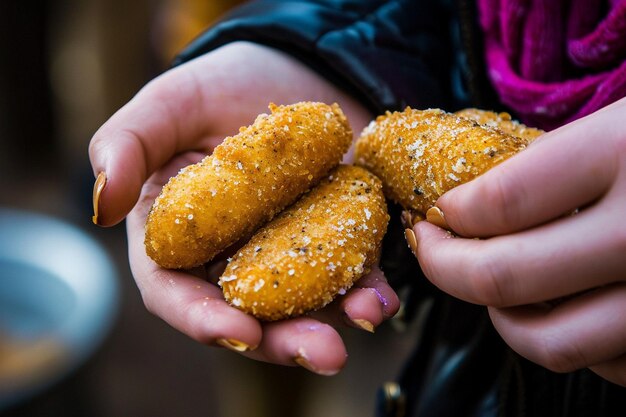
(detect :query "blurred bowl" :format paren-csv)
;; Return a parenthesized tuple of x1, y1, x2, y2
(0, 208, 119, 410)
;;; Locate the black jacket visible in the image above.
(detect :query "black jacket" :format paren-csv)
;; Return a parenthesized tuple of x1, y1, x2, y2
(174, 1, 626, 416)
(173, 0, 498, 114)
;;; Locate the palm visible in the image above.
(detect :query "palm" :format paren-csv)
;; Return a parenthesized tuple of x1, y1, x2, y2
(89, 42, 397, 374)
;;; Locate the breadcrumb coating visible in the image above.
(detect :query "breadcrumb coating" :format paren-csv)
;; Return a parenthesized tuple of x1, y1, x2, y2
(220, 165, 389, 321)
(145, 102, 352, 269)
(354, 108, 533, 215)
(454, 108, 544, 141)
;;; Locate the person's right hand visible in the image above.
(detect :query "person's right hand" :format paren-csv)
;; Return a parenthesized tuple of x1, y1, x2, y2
(410, 97, 626, 386)
(88, 41, 399, 375)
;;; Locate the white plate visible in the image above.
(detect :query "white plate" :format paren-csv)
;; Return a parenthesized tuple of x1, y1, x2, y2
(0, 208, 119, 410)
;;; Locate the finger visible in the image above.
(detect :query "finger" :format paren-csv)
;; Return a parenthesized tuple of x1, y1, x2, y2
(488, 283, 626, 374)
(590, 353, 626, 387)
(352, 265, 401, 319)
(310, 265, 400, 332)
(244, 317, 348, 375)
(143, 269, 262, 351)
(126, 184, 263, 351)
(89, 42, 372, 227)
(413, 205, 625, 307)
(436, 106, 621, 238)
(89, 61, 225, 226)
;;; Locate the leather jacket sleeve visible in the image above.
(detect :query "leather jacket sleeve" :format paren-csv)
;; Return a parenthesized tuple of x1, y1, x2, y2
(172, 0, 459, 114)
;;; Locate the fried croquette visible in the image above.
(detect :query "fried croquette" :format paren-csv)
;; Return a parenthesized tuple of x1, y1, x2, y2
(220, 164, 389, 321)
(454, 108, 544, 141)
(145, 102, 353, 269)
(354, 108, 532, 216)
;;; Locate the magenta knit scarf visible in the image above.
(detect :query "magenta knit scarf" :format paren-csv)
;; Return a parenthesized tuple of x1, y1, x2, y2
(478, 0, 626, 130)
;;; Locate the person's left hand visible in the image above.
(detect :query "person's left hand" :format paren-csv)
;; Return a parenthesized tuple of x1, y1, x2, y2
(408, 97, 626, 386)
(89, 42, 399, 375)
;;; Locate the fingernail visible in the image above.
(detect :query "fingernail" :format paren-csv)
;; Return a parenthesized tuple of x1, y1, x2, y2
(426, 206, 451, 231)
(92, 171, 106, 225)
(404, 228, 418, 254)
(351, 318, 375, 333)
(216, 338, 251, 352)
(294, 348, 337, 376)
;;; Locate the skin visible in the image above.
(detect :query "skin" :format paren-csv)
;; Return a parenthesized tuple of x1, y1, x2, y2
(411, 96, 626, 386)
(89, 39, 626, 384)
(89, 42, 399, 375)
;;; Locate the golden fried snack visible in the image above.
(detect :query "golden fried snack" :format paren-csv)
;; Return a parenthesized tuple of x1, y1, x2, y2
(454, 108, 544, 141)
(145, 102, 352, 269)
(354, 108, 533, 217)
(220, 165, 389, 321)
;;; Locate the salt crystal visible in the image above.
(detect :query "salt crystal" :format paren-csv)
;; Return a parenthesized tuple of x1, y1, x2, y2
(253, 279, 265, 292)
(221, 275, 237, 282)
(452, 157, 467, 173)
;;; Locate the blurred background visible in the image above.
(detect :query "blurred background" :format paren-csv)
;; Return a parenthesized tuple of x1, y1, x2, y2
(0, 1, 417, 416)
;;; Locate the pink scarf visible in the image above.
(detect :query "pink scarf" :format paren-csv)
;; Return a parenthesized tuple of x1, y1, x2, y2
(478, 0, 626, 130)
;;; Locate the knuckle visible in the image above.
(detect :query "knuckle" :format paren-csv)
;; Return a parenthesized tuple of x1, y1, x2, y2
(139, 270, 169, 317)
(479, 173, 524, 233)
(138, 181, 163, 205)
(141, 67, 196, 105)
(141, 291, 158, 317)
(466, 253, 510, 306)
(536, 332, 588, 373)
(142, 76, 176, 102)
(88, 131, 111, 158)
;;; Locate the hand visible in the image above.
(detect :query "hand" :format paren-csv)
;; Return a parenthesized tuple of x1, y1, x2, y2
(410, 97, 626, 386)
(89, 42, 399, 375)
